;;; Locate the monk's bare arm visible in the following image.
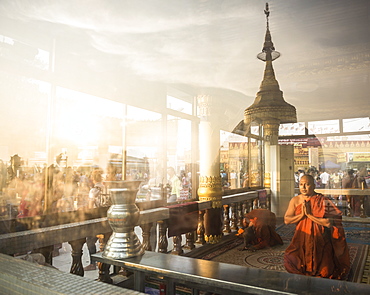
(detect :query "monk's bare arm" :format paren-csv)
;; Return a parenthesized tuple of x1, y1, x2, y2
(284, 196, 304, 224)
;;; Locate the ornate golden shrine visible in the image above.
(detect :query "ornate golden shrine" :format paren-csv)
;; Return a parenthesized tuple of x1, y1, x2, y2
(234, 3, 297, 145)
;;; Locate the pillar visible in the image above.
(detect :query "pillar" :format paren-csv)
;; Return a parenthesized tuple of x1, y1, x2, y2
(263, 118, 280, 215)
(268, 144, 280, 215)
(197, 94, 223, 244)
(278, 145, 295, 216)
(265, 136, 294, 217)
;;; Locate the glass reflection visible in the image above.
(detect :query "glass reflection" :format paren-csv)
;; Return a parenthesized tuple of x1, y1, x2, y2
(220, 130, 263, 190)
(166, 115, 192, 202)
(126, 106, 163, 202)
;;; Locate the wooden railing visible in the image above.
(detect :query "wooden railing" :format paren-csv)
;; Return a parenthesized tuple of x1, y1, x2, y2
(0, 190, 264, 275)
(1, 188, 370, 293)
(315, 188, 370, 219)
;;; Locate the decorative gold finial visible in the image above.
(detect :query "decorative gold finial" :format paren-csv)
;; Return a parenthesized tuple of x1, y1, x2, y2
(264, 3, 270, 19)
(257, 2, 280, 62)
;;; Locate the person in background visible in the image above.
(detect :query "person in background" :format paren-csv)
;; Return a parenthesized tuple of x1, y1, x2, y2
(84, 169, 104, 271)
(342, 169, 356, 216)
(167, 167, 181, 203)
(353, 165, 368, 216)
(242, 173, 249, 188)
(298, 170, 305, 181)
(230, 170, 237, 189)
(319, 170, 330, 189)
(331, 172, 341, 189)
(238, 209, 283, 252)
(220, 170, 229, 187)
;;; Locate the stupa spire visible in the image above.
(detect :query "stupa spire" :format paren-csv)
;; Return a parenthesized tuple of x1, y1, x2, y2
(256, 2, 281, 96)
(257, 3, 280, 63)
(242, 2, 297, 144)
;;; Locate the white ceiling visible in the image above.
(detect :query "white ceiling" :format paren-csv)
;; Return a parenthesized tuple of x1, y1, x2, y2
(0, 0, 369, 124)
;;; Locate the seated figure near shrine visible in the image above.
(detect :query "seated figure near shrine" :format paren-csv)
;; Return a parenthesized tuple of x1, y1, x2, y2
(238, 208, 283, 251)
(284, 174, 350, 280)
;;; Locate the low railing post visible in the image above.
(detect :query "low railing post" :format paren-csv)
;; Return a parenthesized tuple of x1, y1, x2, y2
(158, 220, 168, 253)
(69, 238, 86, 276)
(97, 233, 112, 283)
(171, 235, 183, 255)
(223, 205, 231, 233)
(195, 210, 206, 245)
(253, 197, 259, 209)
(141, 222, 153, 251)
(230, 203, 238, 231)
(267, 192, 271, 210)
(237, 202, 243, 228)
(184, 231, 195, 250)
(360, 196, 367, 218)
(247, 199, 253, 212)
(346, 196, 352, 217)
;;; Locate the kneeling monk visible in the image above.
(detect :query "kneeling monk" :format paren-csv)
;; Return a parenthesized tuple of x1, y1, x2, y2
(239, 209, 283, 251)
(284, 174, 350, 280)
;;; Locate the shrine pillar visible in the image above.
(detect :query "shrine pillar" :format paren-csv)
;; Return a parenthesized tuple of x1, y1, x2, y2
(197, 94, 223, 244)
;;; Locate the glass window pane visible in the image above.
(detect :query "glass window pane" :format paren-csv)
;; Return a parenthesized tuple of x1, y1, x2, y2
(51, 87, 125, 212)
(251, 125, 260, 136)
(308, 120, 340, 134)
(250, 138, 263, 188)
(279, 122, 306, 136)
(0, 34, 49, 70)
(0, 74, 49, 218)
(167, 95, 192, 115)
(343, 117, 370, 132)
(126, 106, 163, 202)
(166, 115, 192, 202)
(220, 131, 249, 189)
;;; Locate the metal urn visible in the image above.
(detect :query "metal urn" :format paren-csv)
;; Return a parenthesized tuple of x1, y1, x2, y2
(102, 180, 145, 259)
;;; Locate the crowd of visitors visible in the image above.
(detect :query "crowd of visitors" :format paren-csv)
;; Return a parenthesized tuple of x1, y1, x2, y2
(294, 165, 370, 216)
(0, 154, 196, 220)
(295, 166, 370, 190)
(0, 154, 131, 220)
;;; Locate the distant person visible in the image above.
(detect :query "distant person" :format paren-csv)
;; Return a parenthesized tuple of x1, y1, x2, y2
(220, 170, 228, 187)
(167, 167, 181, 203)
(353, 165, 368, 217)
(331, 172, 341, 189)
(342, 166, 368, 217)
(84, 169, 104, 271)
(238, 209, 283, 251)
(230, 170, 237, 189)
(242, 173, 249, 188)
(319, 170, 330, 188)
(294, 172, 299, 188)
(284, 175, 350, 280)
(342, 169, 357, 216)
(298, 169, 305, 181)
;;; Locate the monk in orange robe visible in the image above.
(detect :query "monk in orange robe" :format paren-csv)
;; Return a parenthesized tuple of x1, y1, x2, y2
(284, 175, 350, 280)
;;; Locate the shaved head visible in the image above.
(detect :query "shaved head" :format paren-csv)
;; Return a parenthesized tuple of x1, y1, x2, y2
(299, 174, 316, 196)
(300, 174, 315, 185)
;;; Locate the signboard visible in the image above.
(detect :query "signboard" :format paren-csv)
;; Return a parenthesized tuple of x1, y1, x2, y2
(337, 153, 347, 163)
(348, 152, 370, 162)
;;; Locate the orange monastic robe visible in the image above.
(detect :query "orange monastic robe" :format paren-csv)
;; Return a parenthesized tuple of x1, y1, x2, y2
(284, 194, 350, 280)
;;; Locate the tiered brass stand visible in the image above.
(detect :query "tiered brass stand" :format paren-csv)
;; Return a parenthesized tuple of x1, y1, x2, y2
(102, 180, 145, 259)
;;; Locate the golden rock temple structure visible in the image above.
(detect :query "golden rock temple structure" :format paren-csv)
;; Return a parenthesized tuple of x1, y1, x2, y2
(233, 3, 298, 215)
(234, 3, 297, 145)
